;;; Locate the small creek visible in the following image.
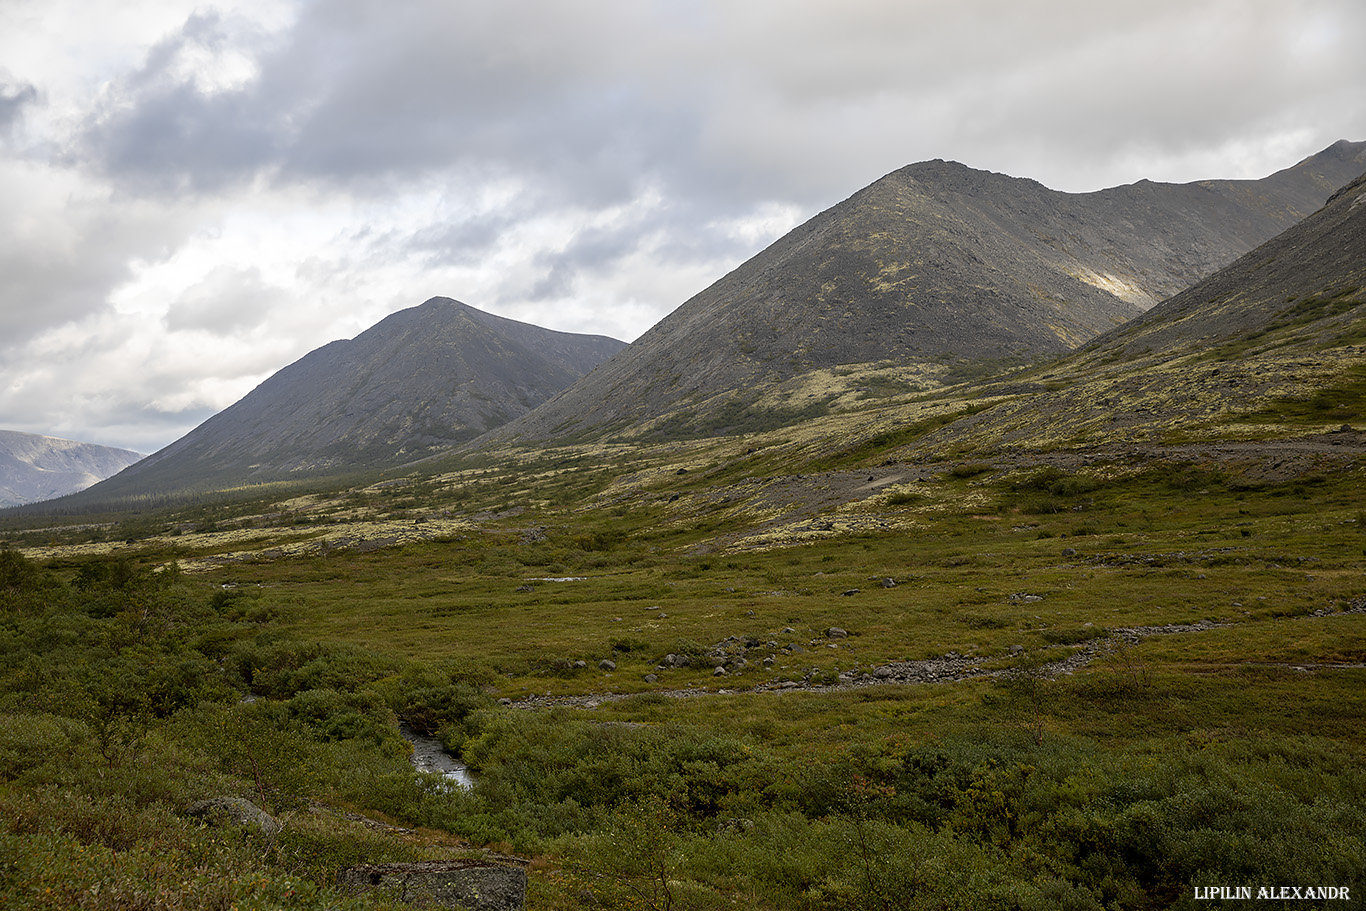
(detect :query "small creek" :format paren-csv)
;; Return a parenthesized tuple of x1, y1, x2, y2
(399, 722, 474, 789)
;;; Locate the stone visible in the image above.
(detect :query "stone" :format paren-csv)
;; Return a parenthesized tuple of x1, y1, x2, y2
(841, 589, 860, 597)
(187, 797, 280, 839)
(644, 674, 658, 683)
(715, 817, 755, 834)
(338, 860, 527, 910)
(881, 578, 897, 588)
(826, 627, 849, 639)
(573, 660, 587, 669)
(598, 659, 616, 671)
(713, 666, 727, 676)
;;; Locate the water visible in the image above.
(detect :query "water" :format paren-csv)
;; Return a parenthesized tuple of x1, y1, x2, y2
(399, 722, 474, 789)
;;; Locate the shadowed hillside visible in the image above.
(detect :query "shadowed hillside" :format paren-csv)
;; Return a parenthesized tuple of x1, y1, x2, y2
(60, 298, 624, 505)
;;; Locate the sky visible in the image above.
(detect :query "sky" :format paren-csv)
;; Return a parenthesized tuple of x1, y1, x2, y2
(1, 0, 1363, 455)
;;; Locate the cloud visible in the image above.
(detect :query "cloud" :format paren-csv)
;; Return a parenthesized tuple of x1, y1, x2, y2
(0, 80, 37, 134)
(162, 265, 289, 336)
(0, 160, 201, 349)
(2, 0, 1364, 453)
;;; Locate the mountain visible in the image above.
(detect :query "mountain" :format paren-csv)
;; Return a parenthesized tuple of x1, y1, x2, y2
(490, 140, 1366, 443)
(75, 298, 625, 501)
(1079, 170, 1366, 360)
(0, 430, 143, 507)
(910, 165, 1366, 454)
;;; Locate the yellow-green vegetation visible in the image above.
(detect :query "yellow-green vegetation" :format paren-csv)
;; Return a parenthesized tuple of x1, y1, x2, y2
(2, 411, 1364, 909)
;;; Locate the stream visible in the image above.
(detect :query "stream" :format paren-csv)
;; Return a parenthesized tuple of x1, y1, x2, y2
(399, 722, 474, 789)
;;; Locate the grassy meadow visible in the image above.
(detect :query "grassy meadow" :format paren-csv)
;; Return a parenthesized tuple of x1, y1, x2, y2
(2, 363, 1365, 908)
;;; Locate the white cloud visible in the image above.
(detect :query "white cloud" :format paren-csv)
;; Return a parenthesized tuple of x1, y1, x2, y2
(0, 0, 1363, 453)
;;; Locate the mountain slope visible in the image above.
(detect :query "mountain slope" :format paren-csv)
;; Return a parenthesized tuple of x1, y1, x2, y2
(907, 167, 1366, 454)
(76, 298, 625, 501)
(0, 431, 143, 507)
(492, 140, 1366, 443)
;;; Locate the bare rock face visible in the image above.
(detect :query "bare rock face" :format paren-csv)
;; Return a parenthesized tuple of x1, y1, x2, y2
(338, 861, 526, 911)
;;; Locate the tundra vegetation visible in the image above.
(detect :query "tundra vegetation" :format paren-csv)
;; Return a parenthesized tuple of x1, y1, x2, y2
(2, 371, 1365, 911)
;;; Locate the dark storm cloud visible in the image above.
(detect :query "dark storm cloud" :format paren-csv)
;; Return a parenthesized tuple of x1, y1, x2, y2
(81, 0, 1366, 223)
(81, 11, 282, 193)
(83, 2, 703, 204)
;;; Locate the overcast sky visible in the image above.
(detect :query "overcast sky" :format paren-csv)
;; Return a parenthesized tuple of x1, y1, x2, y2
(1, 0, 1363, 454)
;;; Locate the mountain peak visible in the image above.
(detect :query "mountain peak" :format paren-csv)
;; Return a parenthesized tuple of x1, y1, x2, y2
(65, 299, 626, 504)
(489, 145, 1366, 445)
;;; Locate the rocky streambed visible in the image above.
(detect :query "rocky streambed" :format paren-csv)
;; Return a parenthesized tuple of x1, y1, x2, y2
(508, 600, 1366, 710)
(399, 722, 474, 789)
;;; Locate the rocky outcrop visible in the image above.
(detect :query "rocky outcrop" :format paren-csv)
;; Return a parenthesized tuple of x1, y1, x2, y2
(186, 797, 280, 839)
(338, 860, 526, 910)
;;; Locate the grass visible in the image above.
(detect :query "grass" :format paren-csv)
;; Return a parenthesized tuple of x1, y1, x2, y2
(1, 388, 1365, 908)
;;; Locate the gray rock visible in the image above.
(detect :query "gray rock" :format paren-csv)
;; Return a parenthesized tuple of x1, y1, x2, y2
(573, 660, 587, 669)
(644, 674, 658, 684)
(715, 817, 755, 834)
(339, 860, 527, 910)
(713, 666, 727, 677)
(826, 627, 849, 639)
(598, 659, 616, 671)
(881, 578, 897, 588)
(187, 797, 280, 839)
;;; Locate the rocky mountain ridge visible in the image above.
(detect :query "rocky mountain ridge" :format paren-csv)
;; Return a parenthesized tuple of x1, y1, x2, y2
(0, 430, 143, 507)
(490, 140, 1366, 443)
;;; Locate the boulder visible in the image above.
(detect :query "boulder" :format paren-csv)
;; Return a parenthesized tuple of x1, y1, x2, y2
(826, 627, 849, 639)
(339, 860, 526, 910)
(598, 659, 616, 671)
(187, 797, 280, 839)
